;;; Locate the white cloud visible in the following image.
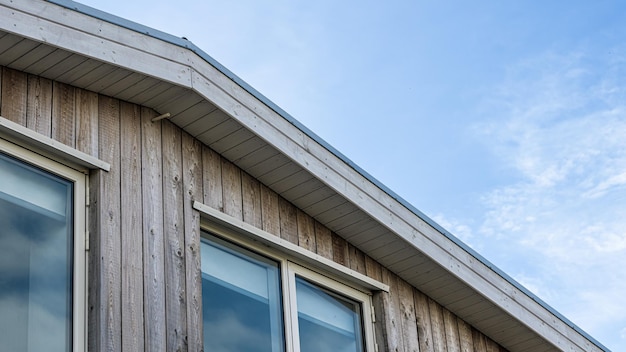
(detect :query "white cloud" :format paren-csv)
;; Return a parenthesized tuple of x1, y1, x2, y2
(469, 48, 626, 350)
(431, 213, 475, 245)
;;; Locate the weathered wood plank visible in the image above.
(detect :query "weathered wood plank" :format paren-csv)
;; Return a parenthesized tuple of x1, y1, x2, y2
(348, 243, 367, 275)
(202, 146, 223, 211)
(221, 158, 243, 220)
(75, 89, 98, 156)
(364, 253, 388, 351)
(414, 290, 434, 352)
(380, 268, 404, 352)
(296, 209, 316, 252)
(119, 102, 144, 351)
(428, 297, 448, 352)
(162, 120, 187, 351)
(443, 308, 461, 352)
(364, 254, 383, 282)
(331, 232, 349, 266)
(182, 131, 204, 352)
(371, 291, 389, 352)
(279, 196, 298, 244)
(485, 337, 502, 352)
(97, 95, 122, 352)
(88, 170, 100, 352)
(1, 67, 27, 125)
(85, 93, 100, 352)
(398, 279, 420, 352)
(52, 81, 75, 147)
(26, 74, 52, 136)
(141, 107, 167, 350)
(241, 171, 262, 227)
(314, 221, 333, 260)
(260, 184, 280, 236)
(472, 328, 488, 352)
(457, 317, 474, 352)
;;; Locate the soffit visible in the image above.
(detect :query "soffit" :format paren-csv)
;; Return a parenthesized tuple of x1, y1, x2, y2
(0, 1, 607, 351)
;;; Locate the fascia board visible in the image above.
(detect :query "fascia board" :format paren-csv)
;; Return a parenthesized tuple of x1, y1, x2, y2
(188, 58, 601, 352)
(0, 0, 192, 88)
(0, 1, 608, 351)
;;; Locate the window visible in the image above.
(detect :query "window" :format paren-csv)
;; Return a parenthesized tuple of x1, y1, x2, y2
(201, 233, 375, 352)
(0, 139, 86, 351)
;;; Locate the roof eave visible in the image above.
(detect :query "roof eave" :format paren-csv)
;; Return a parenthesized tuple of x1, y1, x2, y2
(0, 1, 609, 351)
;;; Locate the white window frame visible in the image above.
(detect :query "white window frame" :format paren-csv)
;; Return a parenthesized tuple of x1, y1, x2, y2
(198, 204, 384, 352)
(285, 262, 376, 352)
(0, 136, 88, 352)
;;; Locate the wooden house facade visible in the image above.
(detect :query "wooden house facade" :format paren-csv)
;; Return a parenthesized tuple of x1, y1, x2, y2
(0, 1, 609, 351)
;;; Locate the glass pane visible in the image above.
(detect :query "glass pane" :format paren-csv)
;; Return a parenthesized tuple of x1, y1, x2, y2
(201, 236, 284, 352)
(0, 152, 73, 352)
(295, 277, 364, 352)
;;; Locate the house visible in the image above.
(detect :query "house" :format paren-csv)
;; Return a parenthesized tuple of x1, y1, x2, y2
(0, 0, 609, 351)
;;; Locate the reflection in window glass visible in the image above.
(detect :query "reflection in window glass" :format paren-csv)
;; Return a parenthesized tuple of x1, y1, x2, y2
(296, 277, 364, 352)
(0, 152, 73, 352)
(201, 237, 284, 352)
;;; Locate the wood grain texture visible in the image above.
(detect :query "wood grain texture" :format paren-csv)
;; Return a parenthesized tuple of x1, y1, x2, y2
(75, 89, 98, 156)
(371, 291, 389, 352)
(348, 243, 366, 275)
(428, 297, 448, 352)
(26, 74, 52, 136)
(371, 290, 392, 352)
(279, 196, 298, 244)
(120, 102, 145, 351)
(202, 146, 223, 211)
(182, 131, 204, 352)
(414, 290, 434, 352)
(87, 170, 101, 352)
(314, 221, 333, 260)
(241, 172, 262, 227)
(485, 337, 502, 352)
(260, 184, 280, 236)
(162, 120, 187, 352)
(472, 327, 488, 352)
(443, 308, 461, 352)
(364, 254, 383, 282)
(97, 95, 122, 352)
(457, 317, 474, 352)
(52, 81, 75, 147)
(297, 209, 316, 252)
(141, 107, 167, 350)
(331, 232, 349, 266)
(221, 158, 243, 220)
(398, 279, 420, 352)
(381, 268, 404, 352)
(0, 64, 520, 352)
(1, 67, 27, 125)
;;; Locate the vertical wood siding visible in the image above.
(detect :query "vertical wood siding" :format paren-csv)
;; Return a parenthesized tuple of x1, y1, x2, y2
(0, 66, 508, 352)
(120, 102, 144, 351)
(141, 106, 167, 350)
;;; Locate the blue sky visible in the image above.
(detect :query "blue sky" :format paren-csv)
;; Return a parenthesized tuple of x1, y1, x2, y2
(78, 1, 626, 350)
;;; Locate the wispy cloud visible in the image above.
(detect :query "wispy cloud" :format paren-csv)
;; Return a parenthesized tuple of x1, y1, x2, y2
(467, 47, 626, 350)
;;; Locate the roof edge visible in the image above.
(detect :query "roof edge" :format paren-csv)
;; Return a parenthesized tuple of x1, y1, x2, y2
(43, 1, 610, 350)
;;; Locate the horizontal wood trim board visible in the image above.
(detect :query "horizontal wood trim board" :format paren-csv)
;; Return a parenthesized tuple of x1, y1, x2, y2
(0, 115, 110, 171)
(193, 201, 389, 293)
